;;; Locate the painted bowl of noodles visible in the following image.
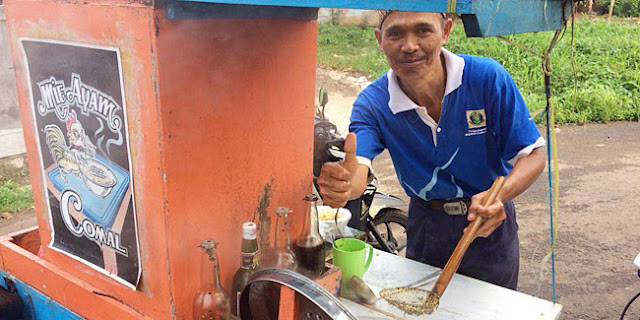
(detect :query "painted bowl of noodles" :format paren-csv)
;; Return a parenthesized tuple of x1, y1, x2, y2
(80, 159, 117, 198)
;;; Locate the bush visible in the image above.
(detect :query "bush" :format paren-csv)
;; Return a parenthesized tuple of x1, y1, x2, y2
(596, 0, 640, 17)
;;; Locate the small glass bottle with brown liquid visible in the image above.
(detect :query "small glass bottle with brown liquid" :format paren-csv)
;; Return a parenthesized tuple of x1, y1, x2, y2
(193, 239, 231, 320)
(293, 194, 326, 278)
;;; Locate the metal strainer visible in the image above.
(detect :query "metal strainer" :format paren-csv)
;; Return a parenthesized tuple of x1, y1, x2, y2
(379, 176, 506, 315)
(379, 286, 440, 315)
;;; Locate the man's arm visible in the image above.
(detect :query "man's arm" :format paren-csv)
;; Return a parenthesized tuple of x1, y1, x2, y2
(467, 147, 546, 238)
(317, 133, 371, 208)
(496, 146, 546, 202)
(466, 61, 548, 238)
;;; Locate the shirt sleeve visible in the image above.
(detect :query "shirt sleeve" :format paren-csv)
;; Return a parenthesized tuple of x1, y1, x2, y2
(490, 62, 546, 164)
(349, 98, 385, 166)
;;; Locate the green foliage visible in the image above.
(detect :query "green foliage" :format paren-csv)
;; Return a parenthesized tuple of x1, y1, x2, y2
(596, 0, 640, 17)
(317, 19, 640, 124)
(317, 24, 389, 77)
(0, 180, 33, 213)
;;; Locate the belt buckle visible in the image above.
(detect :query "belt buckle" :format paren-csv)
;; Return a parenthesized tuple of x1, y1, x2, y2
(443, 201, 467, 216)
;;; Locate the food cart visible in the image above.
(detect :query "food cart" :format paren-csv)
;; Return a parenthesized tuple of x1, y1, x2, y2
(0, 0, 569, 318)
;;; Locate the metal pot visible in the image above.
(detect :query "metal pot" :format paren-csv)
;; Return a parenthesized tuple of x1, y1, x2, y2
(239, 268, 356, 320)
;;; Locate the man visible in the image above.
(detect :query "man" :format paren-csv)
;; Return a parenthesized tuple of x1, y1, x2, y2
(317, 11, 546, 289)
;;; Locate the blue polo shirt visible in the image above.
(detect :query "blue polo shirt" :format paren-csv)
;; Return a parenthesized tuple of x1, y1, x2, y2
(350, 48, 544, 201)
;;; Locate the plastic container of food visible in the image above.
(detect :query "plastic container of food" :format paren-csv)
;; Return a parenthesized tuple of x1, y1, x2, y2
(317, 206, 353, 242)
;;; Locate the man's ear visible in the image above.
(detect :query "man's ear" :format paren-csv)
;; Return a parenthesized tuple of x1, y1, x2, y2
(374, 28, 384, 52)
(441, 18, 453, 45)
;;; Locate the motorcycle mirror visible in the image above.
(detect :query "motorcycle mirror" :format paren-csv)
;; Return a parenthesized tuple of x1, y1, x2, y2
(319, 87, 328, 107)
(319, 87, 328, 119)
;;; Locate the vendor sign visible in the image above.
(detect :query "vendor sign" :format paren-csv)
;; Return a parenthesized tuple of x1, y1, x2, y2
(21, 39, 140, 289)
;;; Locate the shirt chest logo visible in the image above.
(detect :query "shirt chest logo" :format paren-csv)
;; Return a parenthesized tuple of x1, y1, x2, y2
(465, 109, 487, 136)
(466, 109, 486, 128)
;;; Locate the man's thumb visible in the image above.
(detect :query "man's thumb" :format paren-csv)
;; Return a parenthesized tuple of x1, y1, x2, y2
(342, 132, 358, 176)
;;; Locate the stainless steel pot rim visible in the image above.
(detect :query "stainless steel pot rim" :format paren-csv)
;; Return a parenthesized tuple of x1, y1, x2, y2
(240, 268, 357, 320)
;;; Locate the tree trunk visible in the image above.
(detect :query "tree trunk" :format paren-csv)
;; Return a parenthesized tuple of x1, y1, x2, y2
(608, 0, 616, 19)
(588, 0, 593, 18)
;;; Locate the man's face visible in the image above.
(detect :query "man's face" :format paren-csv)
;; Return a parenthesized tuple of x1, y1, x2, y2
(375, 12, 452, 81)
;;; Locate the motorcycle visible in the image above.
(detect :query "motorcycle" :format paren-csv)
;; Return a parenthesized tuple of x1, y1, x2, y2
(313, 87, 408, 255)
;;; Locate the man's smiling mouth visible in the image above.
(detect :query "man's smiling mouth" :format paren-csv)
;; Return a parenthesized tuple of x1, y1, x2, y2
(400, 57, 426, 66)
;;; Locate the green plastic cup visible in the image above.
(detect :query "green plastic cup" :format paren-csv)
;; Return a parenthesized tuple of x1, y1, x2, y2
(332, 238, 373, 286)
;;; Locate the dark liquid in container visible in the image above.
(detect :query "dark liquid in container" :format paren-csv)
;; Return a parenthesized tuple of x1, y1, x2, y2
(293, 239, 325, 276)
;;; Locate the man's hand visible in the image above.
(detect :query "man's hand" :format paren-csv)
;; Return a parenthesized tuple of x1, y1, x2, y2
(466, 190, 506, 238)
(317, 133, 359, 208)
(464, 147, 546, 238)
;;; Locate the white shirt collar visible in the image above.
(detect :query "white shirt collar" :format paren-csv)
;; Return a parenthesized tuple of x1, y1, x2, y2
(387, 47, 465, 115)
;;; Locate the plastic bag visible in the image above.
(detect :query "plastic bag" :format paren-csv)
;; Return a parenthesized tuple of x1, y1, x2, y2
(318, 206, 354, 242)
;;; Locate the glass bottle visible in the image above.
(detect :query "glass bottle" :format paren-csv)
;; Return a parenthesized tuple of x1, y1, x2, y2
(231, 222, 258, 317)
(293, 194, 326, 277)
(193, 239, 231, 320)
(257, 207, 298, 271)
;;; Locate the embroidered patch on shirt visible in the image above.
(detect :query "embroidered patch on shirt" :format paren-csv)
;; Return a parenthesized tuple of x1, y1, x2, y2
(466, 109, 487, 129)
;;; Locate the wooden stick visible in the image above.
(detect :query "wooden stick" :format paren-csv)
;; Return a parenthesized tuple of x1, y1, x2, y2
(608, 0, 616, 19)
(432, 176, 506, 298)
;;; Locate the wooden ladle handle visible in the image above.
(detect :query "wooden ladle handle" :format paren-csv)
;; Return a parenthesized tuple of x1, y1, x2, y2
(432, 176, 506, 298)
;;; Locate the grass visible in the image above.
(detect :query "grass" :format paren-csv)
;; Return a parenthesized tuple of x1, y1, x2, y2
(0, 165, 33, 214)
(0, 180, 33, 213)
(317, 17, 640, 124)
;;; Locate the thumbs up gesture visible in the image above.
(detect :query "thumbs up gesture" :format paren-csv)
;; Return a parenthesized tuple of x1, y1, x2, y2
(317, 133, 360, 208)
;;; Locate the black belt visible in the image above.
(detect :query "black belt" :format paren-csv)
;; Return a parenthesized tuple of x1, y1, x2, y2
(419, 198, 471, 215)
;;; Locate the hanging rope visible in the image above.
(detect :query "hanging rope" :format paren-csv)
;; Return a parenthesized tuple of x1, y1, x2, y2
(541, 25, 566, 304)
(545, 68, 559, 304)
(494, 0, 575, 304)
(447, 0, 457, 13)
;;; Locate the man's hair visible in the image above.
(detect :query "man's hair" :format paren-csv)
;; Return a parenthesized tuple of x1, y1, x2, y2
(378, 10, 393, 29)
(378, 11, 447, 30)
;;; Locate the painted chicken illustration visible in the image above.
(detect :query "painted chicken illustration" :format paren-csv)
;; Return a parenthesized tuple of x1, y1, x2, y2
(44, 110, 97, 183)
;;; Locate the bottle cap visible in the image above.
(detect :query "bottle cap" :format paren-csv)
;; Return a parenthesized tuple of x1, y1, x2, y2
(304, 194, 319, 202)
(243, 222, 257, 240)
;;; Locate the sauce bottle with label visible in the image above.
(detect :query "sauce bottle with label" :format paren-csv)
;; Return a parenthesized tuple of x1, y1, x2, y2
(231, 222, 258, 317)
